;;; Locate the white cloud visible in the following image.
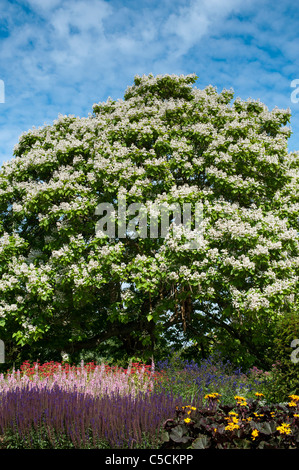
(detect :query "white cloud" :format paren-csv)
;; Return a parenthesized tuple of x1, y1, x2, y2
(163, 0, 245, 57)
(50, 0, 112, 36)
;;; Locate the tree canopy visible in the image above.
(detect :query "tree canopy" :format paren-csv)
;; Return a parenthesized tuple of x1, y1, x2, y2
(0, 73, 298, 368)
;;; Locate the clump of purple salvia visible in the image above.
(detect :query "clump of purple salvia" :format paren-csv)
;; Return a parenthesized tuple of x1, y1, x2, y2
(0, 386, 199, 449)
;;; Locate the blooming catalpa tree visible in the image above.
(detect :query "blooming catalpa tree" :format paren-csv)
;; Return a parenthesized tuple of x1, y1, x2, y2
(0, 73, 298, 366)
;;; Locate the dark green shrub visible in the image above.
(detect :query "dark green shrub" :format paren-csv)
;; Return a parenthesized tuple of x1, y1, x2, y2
(268, 311, 299, 402)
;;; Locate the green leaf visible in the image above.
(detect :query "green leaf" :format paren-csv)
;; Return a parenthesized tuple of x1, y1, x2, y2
(232, 438, 252, 449)
(161, 431, 170, 443)
(191, 434, 210, 449)
(169, 425, 189, 443)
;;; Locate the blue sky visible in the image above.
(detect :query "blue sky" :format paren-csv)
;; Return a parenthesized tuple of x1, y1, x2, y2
(0, 0, 299, 167)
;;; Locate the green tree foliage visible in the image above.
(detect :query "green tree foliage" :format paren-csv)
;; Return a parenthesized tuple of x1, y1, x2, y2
(0, 73, 298, 367)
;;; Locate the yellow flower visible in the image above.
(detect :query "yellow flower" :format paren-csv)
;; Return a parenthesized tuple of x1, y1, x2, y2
(255, 393, 264, 398)
(228, 411, 238, 416)
(288, 401, 297, 407)
(225, 423, 240, 431)
(183, 405, 196, 414)
(204, 393, 221, 400)
(289, 395, 299, 401)
(184, 418, 191, 424)
(276, 423, 291, 435)
(225, 414, 240, 431)
(234, 395, 247, 406)
(251, 429, 259, 440)
(294, 414, 299, 418)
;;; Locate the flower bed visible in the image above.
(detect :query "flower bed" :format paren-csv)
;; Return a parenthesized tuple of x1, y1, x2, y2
(0, 357, 294, 449)
(161, 393, 299, 449)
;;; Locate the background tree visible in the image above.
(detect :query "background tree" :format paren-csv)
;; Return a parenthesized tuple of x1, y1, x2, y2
(0, 73, 298, 369)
